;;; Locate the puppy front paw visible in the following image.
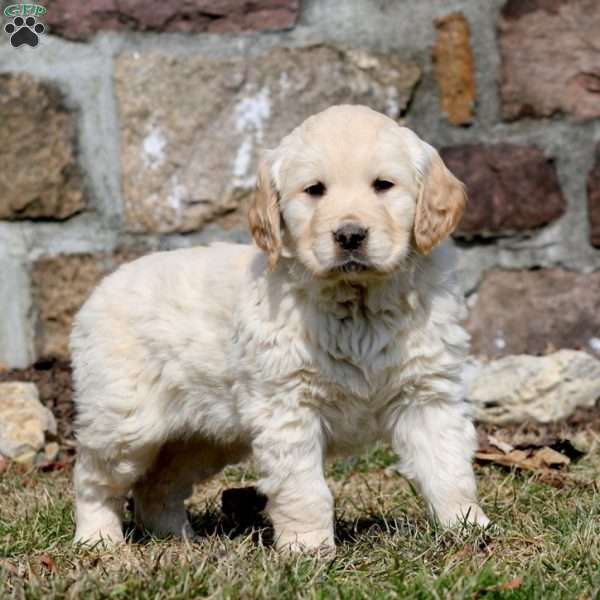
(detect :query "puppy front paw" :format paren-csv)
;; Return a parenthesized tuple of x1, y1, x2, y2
(275, 528, 336, 556)
(437, 503, 490, 528)
(74, 526, 125, 547)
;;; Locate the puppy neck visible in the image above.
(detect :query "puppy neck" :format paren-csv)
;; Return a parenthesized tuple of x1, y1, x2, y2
(281, 254, 428, 322)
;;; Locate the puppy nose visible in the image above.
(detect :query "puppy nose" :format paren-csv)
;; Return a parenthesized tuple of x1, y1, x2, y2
(333, 224, 368, 251)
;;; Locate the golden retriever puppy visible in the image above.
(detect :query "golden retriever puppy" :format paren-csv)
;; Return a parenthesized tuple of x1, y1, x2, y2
(71, 105, 488, 550)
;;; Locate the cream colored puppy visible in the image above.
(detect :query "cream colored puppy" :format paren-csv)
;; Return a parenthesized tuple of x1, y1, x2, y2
(72, 105, 488, 550)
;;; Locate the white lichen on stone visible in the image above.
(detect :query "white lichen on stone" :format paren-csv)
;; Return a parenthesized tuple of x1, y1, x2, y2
(142, 128, 166, 170)
(466, 293, 478, 309)
(385, 86, 399, 117)
(166, 175, 187, 221)
(232, 137, 255, 187)
(231, 86, 272, 186)
(494, 336, 506, 350)
(233, 138, 253, 178)
(278, 72, 291, 97)
(234, 87, 271, 140)
(589, 337, 600, 353)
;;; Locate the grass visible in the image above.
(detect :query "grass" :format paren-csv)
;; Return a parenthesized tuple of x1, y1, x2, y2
(1, 444, 600, 599)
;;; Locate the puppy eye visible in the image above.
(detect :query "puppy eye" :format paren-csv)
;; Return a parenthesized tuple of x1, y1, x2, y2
(373, 179, 394, 192)
(304, 182, 326, 197)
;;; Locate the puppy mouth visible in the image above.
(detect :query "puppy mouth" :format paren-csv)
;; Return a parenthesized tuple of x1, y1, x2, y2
(330, 259, 373, 274)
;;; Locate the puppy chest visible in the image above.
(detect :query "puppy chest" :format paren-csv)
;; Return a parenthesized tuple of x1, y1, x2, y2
(308, 382, 389, 451)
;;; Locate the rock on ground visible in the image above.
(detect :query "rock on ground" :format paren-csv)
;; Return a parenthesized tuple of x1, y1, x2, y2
(0, 382, 57, 459)
(467, 350, 600, 425)
(0, 360, 74, 440)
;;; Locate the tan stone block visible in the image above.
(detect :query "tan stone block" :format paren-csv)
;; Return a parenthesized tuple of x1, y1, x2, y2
(0, 73, 85, 220)
(45, 0, 299, 41)
(467, 269, 600, 358)
(31, 251, 142, 360)
(115, 46, 420, 233)
(587, 142, 600, 247)
(441, 144, 565, 237)
(498, 0, 600, 120)
(433, 12, 476, 125)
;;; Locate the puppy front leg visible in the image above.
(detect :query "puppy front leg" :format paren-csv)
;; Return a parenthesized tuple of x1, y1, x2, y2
(391, 399, 489, 527)
(252, 405, 334, 552)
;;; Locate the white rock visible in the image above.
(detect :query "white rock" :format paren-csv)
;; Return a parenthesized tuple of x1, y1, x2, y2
(0, 382, 56, 458)
(44, 441, 60, 462)
(467, 350, 600, 425)
(13, 450, 37, 465)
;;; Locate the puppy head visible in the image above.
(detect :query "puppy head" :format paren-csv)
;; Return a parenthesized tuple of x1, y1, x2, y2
(249, 105, 465, 276)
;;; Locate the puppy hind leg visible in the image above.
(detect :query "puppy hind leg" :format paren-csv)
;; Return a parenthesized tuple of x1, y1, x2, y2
(74, 446, 155, 545)
(132, 441, 231, 539)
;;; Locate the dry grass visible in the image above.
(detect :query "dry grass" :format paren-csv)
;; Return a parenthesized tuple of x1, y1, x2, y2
(2, 444, 600, 599)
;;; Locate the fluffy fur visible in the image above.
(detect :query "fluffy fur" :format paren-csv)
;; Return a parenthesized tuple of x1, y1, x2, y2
(72, 105, 488, 551)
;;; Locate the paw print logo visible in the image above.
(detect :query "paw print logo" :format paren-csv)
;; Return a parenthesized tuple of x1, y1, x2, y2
(4, 16, 45, 47)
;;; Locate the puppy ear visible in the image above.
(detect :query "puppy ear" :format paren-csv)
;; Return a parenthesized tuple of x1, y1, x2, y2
(413, 147, 466, 255)
(248, 160, 282, 270)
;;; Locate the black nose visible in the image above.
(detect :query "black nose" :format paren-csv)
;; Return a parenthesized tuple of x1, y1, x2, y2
(333, 224, 368, 251)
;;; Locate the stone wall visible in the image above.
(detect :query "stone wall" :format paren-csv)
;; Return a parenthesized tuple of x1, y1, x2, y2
(0, 0, 598, 368)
